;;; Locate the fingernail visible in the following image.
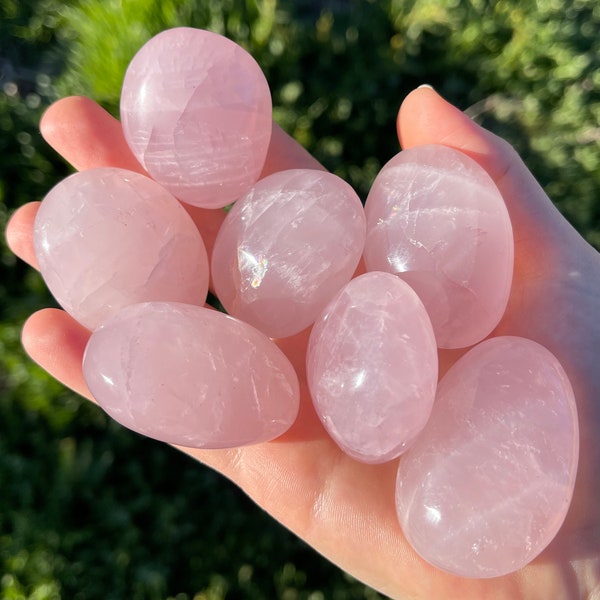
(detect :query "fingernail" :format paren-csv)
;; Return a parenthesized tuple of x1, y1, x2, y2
(418, 84, 435, 90)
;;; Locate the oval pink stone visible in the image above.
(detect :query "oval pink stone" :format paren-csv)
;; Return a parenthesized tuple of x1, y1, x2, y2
(33, 167, 209, 330)
(307, 272, 438, 463)
(364, 144, 514, 349)
(396, 336, 579, 578)
(83, 302, 300, 448)
(211, 169, 366, 339)
(120, 27, 272, 208)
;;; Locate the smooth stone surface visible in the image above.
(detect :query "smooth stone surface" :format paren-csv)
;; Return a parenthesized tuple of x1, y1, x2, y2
(212, 169, 366, 338)
(83, 302, 300, 448)
(307, 272, 438, 463)
(364, 144, 514, 349)
(33, 167, 209, 331)
(121, 27, 272, 208)
(396, 336, 579, 578)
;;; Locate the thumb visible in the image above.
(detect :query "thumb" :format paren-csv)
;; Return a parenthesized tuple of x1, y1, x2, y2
(397, 86, 564, 235)
(396, 86, 582, 278)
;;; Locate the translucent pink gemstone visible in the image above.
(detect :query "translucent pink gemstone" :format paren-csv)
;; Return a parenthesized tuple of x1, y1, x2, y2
(211, 169, 366, 339)
(364, 145, 514, 349)
(83, 302, 300, 448)
(396, 336, 579, 578)
(120, 27, 272, 208)
(33, 167, 209, 330)
(307, 272, 438, 463)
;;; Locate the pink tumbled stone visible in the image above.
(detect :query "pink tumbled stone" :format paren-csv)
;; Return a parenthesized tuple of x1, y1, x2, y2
(364, 144, 514, 349)
(211, 169, 366, 339)
(83, 302, 300, 448)
(120, 27, 272, 208)
(396, 336, 579, 578)
(307, 272, 438, 463)
(33, 167, 209, 330)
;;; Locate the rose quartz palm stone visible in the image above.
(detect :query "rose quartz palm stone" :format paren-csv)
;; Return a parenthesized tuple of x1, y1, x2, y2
(120, 27, 272, 208)
(396, 336, 579, 578)
(83, 302, 300, 448)
(364, 144, 514, 349)
(211, 169, 366, 338)
(33, 167, 209, 330)
(307, 272, 438, 463)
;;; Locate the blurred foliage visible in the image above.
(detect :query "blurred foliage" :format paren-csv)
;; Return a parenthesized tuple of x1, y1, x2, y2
(50, 0, 600, 246)
(0, 0, 68, 324)
(1, 0, 600, 597)
(1, 319, 383, 600)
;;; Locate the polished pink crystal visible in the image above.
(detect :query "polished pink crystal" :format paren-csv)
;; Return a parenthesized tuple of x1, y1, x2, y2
(211, 169, 366, 338)
(364, 145, 514, 349)
(83, 302, 300, 448)
(33, 167, 209, 330)
(396, 336, 579, 578)
(307, 272, 438, 463)
(120, 27, 272, 208)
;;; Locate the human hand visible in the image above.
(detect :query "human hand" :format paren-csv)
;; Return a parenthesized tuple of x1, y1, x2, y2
(6, 86, 600, 599)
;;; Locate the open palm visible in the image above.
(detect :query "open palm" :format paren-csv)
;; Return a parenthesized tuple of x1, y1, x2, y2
(7, 87, 600, 599)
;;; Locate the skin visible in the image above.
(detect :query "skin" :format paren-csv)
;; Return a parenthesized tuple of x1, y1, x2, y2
(6, 87, 600, 599)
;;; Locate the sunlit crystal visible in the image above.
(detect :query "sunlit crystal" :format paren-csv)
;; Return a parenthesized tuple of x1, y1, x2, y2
(396, 336, 579, 578)
(120, 27, 272, 208)
(33, 167, 209, 330)
(83, 302, 300, 448)
(212, 169, 366, 338)
(247, 253, 268, 289)
(307, 272, 438, 463)
(364, 144, 514, 349)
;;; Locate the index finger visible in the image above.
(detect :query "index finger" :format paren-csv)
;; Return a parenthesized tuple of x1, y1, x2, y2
(7, 96, 325, 270)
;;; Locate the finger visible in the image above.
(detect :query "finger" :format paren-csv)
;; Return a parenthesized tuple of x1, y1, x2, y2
(21, 308, 93, 400)
(40, 96, 324, 177)
(39, 96, 227, 258)
(8, 97, 161, 269)
(26, 98, 325, 267)
(398, 86, 519, 182)
(397, 87, 573, 251)
(5, 201, 40, 270)
(262, 122, 325, 176)
(397, 85, 593, 307)
(40, 96, 145, 174)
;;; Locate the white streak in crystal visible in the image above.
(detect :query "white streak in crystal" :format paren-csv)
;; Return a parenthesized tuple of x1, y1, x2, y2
(425, 505, 442, 525)
(238, 247, 269, 289)
(101, 373, 115, 387)
(387, 249, 411, 273)
(351, 369, 367, 391)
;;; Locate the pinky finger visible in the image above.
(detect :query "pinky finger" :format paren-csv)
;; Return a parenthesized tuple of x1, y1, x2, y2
(22, 308, 93, 401)
(5, 202, 40, 270)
